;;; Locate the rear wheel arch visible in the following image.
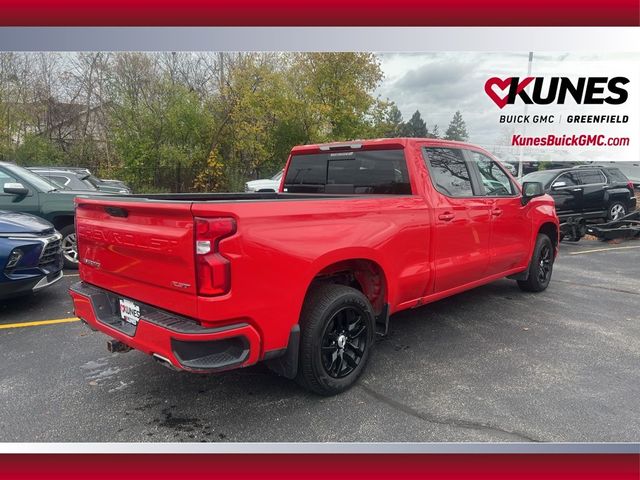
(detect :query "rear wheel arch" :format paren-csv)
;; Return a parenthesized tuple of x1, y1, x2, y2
(267, 258, 387, 383)
(306, 258, 388, 317)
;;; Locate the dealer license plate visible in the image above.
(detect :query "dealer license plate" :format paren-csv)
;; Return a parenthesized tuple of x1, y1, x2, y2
(119, 298, 141, 326)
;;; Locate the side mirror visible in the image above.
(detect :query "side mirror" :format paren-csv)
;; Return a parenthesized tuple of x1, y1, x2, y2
(521, 181, 544, 206)
(551, 181, 566, 189)
(3, 182, 29, 196)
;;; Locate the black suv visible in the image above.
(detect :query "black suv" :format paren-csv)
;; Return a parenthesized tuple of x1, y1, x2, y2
(522, 165, 636, 223)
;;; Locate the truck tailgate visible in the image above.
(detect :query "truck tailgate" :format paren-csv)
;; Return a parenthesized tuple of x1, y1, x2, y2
(75, 197, 198, 317)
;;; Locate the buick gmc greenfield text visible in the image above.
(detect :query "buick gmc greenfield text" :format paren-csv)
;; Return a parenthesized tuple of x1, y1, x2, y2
(69, 139, 559, 395)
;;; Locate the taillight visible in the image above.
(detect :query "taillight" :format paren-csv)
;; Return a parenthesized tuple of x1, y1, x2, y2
(627, 181, 635, 192)
(194, 217, 236, 296)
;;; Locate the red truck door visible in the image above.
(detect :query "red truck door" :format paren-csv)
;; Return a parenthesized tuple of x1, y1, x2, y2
(466, 150, 531, 275)
(422, 146, 491, 293)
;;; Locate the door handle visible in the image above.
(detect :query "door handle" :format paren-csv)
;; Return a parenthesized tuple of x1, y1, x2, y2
(438, 212, 455, 221)
(572, 188, 583, 192)
(491, 208, 502, 217)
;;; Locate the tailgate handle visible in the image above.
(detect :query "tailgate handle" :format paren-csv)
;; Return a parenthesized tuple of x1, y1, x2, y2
(104, 206, 129, 218)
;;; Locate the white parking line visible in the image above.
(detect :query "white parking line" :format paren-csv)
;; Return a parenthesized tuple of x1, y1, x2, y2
(568, 245, 640, 255)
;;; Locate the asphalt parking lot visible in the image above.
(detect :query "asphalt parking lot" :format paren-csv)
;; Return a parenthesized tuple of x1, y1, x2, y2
(1, 239, 639, 442)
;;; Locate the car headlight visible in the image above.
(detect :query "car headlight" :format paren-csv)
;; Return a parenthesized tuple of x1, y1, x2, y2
(5, 249, 23, 269)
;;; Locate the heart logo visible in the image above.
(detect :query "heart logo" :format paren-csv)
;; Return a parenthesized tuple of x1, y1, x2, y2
(485, 77, 534, 109)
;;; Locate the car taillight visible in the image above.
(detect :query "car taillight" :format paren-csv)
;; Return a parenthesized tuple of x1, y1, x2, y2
(627, 181, 635, 192)
(194, 217, 236, 296)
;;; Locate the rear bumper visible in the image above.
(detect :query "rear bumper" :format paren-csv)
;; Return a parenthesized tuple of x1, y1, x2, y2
(0, 270, 63, 300)
(69, 281, 261, 373)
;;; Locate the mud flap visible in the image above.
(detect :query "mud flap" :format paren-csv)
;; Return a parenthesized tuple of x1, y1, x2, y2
(375, 304, 390, 336)
(264, 325, 300, 379)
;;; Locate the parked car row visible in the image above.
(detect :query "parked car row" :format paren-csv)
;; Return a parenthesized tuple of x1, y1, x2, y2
(522, 165, 636, 222)
(28, 167, 132, 194)
(0, 163, 134, 301)
(522, 164, 636, 241)
(0, 210, 64, 300)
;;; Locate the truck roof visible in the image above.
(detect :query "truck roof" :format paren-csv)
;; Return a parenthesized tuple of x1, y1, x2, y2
(290, 138, 484, 154)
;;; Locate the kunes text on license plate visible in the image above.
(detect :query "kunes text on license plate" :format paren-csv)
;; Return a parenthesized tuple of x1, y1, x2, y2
(119, 298, 140, 326)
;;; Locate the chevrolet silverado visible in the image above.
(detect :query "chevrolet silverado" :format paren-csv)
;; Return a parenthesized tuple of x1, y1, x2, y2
(70, 138, 559, 395)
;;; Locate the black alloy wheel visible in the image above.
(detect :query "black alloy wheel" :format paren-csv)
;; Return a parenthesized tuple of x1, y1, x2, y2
(320, 306, 368, 379)
(537, 243, 552, 284)
(296, 284, 375, 396)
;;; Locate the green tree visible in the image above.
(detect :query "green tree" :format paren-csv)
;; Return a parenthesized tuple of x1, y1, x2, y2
(444, 111, 469, 141)
(110, 77, 215, 192)
(14, 134, 64, 166)
(402, 110, 428, 137)
(288, 52, 385, 142)
(380, 104, 404, 137)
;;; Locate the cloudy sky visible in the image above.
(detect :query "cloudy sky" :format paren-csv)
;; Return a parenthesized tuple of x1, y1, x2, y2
(375, 52, 640, 163)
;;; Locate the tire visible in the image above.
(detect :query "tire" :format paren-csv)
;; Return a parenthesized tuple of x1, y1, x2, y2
(607, 202, 627, 221)
(517, 234, 554, 293)
(564, 221, 586, 242)
(59, 224, 79, 269)
(296, 284, 375, 396)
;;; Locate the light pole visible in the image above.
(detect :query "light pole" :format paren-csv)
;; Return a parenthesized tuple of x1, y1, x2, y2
(518, 51, 534, 179)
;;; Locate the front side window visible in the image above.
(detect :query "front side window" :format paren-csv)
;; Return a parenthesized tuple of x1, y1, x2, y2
(423, 147, 473, 197)
(554, 173, 578, 187)
(0, 169, 18, 185)
(3, 163, 57, 192)
(0, 169, 19, 195)
(469, 151, 516, 196)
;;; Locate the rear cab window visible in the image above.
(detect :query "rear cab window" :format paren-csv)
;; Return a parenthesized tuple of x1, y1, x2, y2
(283, 149, 412, 195)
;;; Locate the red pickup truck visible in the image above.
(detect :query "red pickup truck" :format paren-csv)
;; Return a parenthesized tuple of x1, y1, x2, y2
(70, 138, 559, 395)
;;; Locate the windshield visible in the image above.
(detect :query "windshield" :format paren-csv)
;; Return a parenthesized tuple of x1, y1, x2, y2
(4, 164, 60, 192)
(522, 170, 560, 188)
(271, 171, 283, 181)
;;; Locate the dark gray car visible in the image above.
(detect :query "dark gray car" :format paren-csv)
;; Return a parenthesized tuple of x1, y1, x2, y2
(28, 167, 131, 194)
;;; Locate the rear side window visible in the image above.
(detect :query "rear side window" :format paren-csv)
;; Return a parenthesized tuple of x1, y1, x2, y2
(576, 170, 606, 185)
(423, 147, 473, 197)
(283, 149, 411, 194)
(604, 168, 629, 183)
(49, 175, 71, 187)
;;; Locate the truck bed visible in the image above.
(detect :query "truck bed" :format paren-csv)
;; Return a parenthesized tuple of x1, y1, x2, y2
(94, 192, 389, 202)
